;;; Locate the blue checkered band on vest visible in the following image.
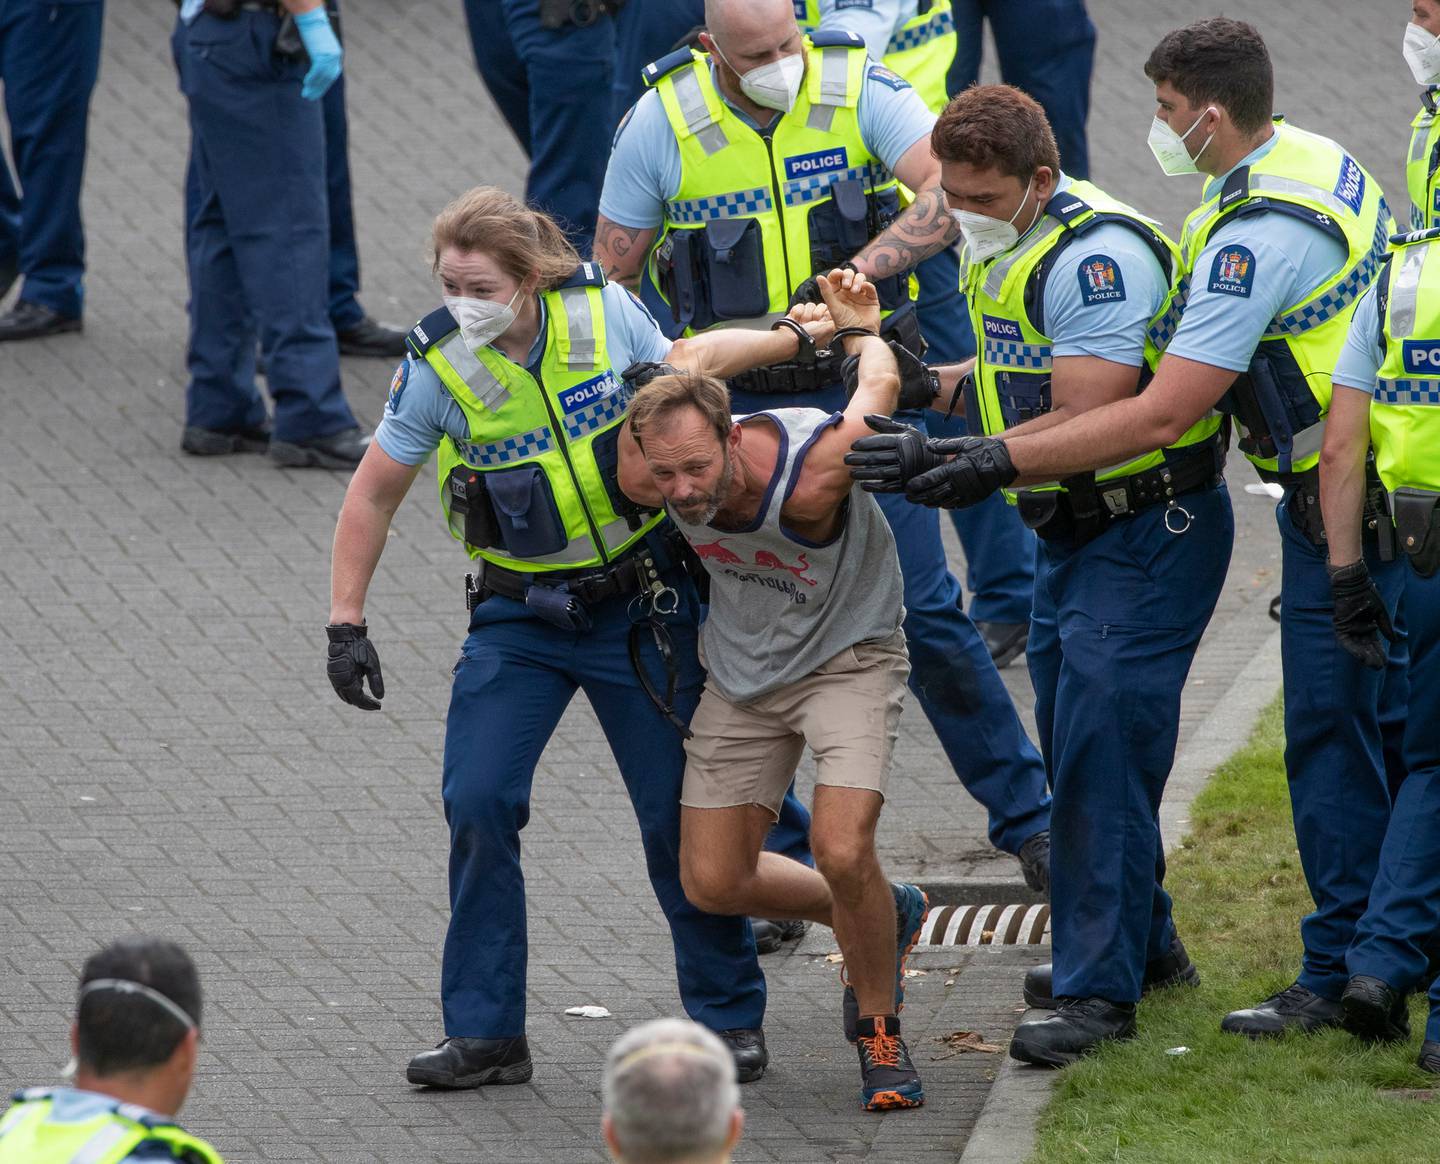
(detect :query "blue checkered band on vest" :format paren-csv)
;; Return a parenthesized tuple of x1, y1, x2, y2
(666, 186, 774, 224)
(1147, 275, 1190, 349)
(886, 5, 954, 54)
(1376, 378, 1440, 404)
(459, 425, 554, 467)
(563, 385, 632, 440)
(1264, 209, 1391, 338)
(983, 338, 1052, 370)
(781, 162, 893, 207)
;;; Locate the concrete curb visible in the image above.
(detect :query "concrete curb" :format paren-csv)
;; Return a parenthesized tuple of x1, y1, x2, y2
(956, 625, 1284, 1164)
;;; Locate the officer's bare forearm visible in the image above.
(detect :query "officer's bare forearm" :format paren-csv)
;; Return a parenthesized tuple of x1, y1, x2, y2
(329, 447, 421, 623)
(668, 327, 803, 378)
(593, 217, 654, 289)
(1319, 389, 1374, 568)
(1005, 355, 1233, 483)
(928, 359, 976, 415)
(850, 188, 960, 281)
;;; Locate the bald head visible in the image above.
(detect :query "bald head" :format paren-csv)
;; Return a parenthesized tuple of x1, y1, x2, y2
(701, 0, 803, 82)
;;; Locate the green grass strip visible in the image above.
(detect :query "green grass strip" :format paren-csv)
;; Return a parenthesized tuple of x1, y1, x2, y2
(1030, 697, 1440, 1164)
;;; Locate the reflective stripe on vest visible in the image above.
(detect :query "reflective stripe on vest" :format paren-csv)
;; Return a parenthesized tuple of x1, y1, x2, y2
(425, 276, 666, 573)
(1408, 92, 1440, 231)
(1175, 120, 1393, 476)
(0, 1095, 224, 1164)
(1373, 230, 1440, 494)
(795, 0, 955, 114)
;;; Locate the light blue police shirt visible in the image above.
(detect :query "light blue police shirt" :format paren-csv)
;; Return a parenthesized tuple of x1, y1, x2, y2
(1035, 174, 1170, 367)
(599, 60, 934, 230)
(812, 0, 911, 61)
(375, 282, 673, 466)
(179, 0, 203, 21)
(25, 1089, 188, 1162)
(1163, 134, 1350, 373)
(1331, 282, 1383, 395)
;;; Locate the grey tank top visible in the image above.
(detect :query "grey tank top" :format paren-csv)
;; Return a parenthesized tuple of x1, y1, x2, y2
(672, 408, 905, 703)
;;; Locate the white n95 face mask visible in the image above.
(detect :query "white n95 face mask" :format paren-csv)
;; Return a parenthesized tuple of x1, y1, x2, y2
(714, 43, 805, 113)
(1404, 22, 1440, 86)
(444, 287, 523, 350)
(1147, 107, 1216, 176)
(949, 178, 1036, 263)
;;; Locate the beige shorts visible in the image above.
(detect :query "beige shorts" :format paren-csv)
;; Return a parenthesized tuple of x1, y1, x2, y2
(682, 630, 910, 819)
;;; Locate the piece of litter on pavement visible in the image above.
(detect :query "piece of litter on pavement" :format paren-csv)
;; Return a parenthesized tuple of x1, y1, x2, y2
(1165, 1046, 1190, 1055)
(933, 1029, 1001, 1057)
(904, 968, 926, 977)
(564, 1005, 612, 1018)
(944, 978, 956, 986)
(824, 952, 845, 963)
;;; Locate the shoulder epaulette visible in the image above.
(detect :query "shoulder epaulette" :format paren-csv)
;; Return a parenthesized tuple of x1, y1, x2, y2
(809, 29, 865, 49)
(1218, 165, 1252, 212)
(642, 47, 697, 87)
(407, 306, 457, 357)
(1043, 192, 1095, 230)
(559, 261, 607, 289)
(1390, 227, 1440, 247)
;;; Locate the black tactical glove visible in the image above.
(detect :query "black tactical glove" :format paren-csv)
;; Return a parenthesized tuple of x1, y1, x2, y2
(906, 434, 1018, 509)
(844, 414, 967, 493)
(622, 360, 681, 388)
(787, 261, 858, 309)
(1328, 560, 1398, 670)
(326, 623, 385, 710)
(839, 342, 939, 411)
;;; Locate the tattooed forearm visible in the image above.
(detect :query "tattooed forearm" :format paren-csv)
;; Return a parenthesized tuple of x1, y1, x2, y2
(850, 187, 961, 279)
(592, 217, 654, 288)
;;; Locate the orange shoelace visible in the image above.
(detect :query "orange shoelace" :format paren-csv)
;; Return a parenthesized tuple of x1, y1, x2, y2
(860, 1024, 903, 1068)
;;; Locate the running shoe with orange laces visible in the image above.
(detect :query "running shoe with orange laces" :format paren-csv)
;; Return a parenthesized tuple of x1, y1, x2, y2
(855, 1015, 924, 1110)
(843, 882, 929, 1042)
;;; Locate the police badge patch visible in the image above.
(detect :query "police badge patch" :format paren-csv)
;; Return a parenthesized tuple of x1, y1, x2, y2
(1208, 245, 1255, 298)
(388, 359, 409, 410)
(1077, 254, 1126, 305)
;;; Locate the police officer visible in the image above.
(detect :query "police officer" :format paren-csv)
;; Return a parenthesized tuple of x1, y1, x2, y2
(847, 84, 1227, 1064)
(869, 18, 1406, 1042)
(0, 937, 222, 1164)
(316, 5, 407, 358)
(1318, 230, 1440, 1070)
(0, 0, 103, 341)
(1403, 0, 1440, 232)
(463, 0, 627, 252)
(327, 186, 840, 1088)
(172, 0, 370, 469)
(794, 0, 1038, 665)
(595, 0, 1053, 896)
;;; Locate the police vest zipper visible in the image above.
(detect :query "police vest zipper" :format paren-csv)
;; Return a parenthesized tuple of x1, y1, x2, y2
(536, 385, 611, 564)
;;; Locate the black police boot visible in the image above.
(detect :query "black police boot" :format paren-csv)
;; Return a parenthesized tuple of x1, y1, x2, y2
(1221, 982, 1344, 1038)
(1017, 830, 1050, 896)
(337, 315, 409, 358)
(181, 423, 272, 456)
(406, 1036, 533, 1088)
(1418, 1040, 1440, 1073)
(1023, 934, 1199, 1010)
(1341, 975, 1411, 1043)
(0, 300, 81, 342)
(975, 619, 1029, 668)
(752, 918, 808, 955)
(270, 426, 370, 469)
(1008, 997, 1137, 1068)
(718, 1028, 768, 1083)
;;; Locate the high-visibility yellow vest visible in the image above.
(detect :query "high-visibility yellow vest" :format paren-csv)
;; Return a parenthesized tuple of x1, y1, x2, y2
(963, 180, 1221, 501)
(1372, 227, 1440, 496)
(643, 32, 908, 334)
(794, 0, 956, 114)
(404, 265, 665, 574)
(1154, 119, 1392, 479)
(0, 1089, 223, 1164)
(1406, 89, 1440, 231)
